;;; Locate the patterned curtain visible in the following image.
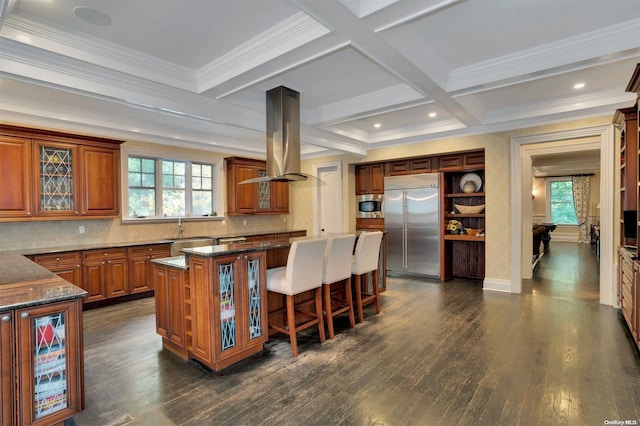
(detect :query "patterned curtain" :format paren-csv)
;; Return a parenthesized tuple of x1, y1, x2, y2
(572, 176, 590, 243)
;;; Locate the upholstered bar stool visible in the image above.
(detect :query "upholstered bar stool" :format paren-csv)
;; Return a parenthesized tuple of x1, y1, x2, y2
(322, 234, 357, 339)
(352, 231, 383, 323)
(266, 238, 328, 357)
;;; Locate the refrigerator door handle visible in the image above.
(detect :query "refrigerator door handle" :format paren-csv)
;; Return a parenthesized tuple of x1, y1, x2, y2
(403, 190, 408, 270)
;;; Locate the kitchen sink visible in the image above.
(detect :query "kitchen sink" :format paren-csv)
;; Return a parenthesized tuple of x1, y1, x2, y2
(170, 237, 216, 256)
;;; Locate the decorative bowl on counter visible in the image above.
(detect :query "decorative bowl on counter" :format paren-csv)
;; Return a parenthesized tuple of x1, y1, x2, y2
(454, 204, 485, 214)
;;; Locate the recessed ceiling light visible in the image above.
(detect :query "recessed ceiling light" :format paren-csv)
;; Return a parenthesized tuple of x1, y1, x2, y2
(74, 6, 111, 26)
(428, 112, 437, 118)
(573, 82, 585, 89)
(373, 123, 381, 128)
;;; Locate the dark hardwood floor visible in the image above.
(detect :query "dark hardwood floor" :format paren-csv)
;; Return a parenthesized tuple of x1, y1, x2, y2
(71, 242, 639, 425)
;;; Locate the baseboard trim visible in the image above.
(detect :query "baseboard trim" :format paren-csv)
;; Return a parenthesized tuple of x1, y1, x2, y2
(483, 277, 512, 293)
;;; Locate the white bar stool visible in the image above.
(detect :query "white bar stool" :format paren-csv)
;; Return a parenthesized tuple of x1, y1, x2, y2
(351, 231, 383, 323)
(322, 234, 357, 339)
(266, 238, 328, 357)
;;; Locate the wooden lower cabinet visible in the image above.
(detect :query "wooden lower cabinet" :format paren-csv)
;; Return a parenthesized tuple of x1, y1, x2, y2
(82, 248, 128, 301)
(189, 251, 268, 370)
(128, 244, 171, 293)
(0, 299, 84, 426)
(1, 311, 13, 426)
(618, 247, 639, 350)
(31, 252, 82, 288)
(152, 263, 188, 359)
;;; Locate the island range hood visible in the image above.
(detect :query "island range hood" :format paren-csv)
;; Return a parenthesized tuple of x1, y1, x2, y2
(239, 86, 316, 184)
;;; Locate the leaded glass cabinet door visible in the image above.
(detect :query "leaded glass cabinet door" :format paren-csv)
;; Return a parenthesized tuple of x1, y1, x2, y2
(244, 251, 267, 348)
(257, 169, 272, 212)
(214, 255, 242, 359)
(34, 141, 78, 217)
(17, 300, 80, 426)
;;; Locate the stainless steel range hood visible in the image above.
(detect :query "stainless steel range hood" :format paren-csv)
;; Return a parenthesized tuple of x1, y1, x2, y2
(239, 86, 316, 184)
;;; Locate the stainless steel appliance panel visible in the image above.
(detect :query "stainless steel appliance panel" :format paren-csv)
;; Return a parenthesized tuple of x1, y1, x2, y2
(384, 173, 440, 278)
(405, 188, 439, 275)
(383, 189, 405, 273)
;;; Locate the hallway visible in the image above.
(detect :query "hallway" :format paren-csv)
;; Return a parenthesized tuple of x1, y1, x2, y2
(529, 241, 600, 302)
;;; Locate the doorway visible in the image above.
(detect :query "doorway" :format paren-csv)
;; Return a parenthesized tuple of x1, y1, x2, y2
(312, 160, 343, 236)
(511, 125, 615, 305)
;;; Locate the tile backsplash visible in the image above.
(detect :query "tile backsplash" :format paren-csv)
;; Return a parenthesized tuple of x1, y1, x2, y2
(0, 215, 291, 252)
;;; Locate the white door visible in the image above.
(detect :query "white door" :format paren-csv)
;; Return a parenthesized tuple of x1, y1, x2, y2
(313, 161, 342, 236)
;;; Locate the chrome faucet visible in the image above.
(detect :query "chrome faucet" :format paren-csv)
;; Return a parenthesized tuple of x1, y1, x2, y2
(177, 218, 185, 239)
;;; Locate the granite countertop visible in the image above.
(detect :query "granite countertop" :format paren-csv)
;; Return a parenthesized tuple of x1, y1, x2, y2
(13, 229, 305, 256)
(181, 237, 303, 258)
(0, 253, 87, 312)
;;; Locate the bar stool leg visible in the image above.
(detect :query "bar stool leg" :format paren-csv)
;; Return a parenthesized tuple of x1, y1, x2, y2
(373, 268, 380, 314)
(354, 273, 364, 323)
(285, 294, 298, 357)
(323, 284, 335, 339)
(345, 277, 356, 328)
(315, 287, 326, 343)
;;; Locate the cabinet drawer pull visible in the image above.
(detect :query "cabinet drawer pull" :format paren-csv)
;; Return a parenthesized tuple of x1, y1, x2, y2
(1, 315, 10, 322)
(21, 312, 28, 318)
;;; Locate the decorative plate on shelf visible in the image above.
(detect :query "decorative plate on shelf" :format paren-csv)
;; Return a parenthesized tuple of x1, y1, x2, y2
(459, 173, 482, 193)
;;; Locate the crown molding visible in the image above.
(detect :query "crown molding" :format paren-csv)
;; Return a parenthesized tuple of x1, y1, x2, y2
(306, 84, 424, 125)
(484, 87, 636, 124)
(0, 39, 265, 130)
(196, 11, 331, 93)
(448, 18, 640, 92)
(1, 15, 197, 91)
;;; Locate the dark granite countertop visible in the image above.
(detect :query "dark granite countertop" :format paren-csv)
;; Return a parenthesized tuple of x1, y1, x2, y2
(181, 237, 302, 258)
(0, 253, 87, 312)
(13, 229, 305, 256)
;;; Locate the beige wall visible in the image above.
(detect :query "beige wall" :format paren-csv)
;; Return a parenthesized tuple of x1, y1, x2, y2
(1, 115, 612, 285)
(297, 115, 612, 283)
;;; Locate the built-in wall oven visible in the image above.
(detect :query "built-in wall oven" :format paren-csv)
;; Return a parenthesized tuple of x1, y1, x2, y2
(356, 194, 384, 218)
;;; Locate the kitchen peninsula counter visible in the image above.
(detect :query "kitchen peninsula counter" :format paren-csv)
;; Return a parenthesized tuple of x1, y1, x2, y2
(0, 252, 87, 425)
(0, 252, 87, 310)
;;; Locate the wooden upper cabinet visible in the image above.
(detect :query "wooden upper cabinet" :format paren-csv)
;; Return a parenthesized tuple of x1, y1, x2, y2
(437, 151, 485, 171)
(387, 157, 432, 176)
(355, 163, 384, 194)
(0, 135, 32, 218)
(225, 157, 289, 215)
(79, 146, 120, 216)
(0, 125, 122, 221)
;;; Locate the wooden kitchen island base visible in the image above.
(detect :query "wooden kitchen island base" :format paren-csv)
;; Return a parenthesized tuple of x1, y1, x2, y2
(153, 235, 385, 370)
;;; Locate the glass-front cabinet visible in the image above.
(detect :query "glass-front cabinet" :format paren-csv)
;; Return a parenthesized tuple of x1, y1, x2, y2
(34, 141, 78, 217)
(16, 300, 81, 426)
(187, 251, 268, 371)
(213, 252, 267, 362)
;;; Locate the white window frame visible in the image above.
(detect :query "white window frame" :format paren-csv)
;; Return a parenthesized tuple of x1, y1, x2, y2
(545, 177, 578, 226)
(121, 145, 224, 222)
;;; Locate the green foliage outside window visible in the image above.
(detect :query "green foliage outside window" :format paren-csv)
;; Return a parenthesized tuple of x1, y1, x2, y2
(549, 180, 578, 225)
(128, 157, 156, 217)
(127, 156, 216, 218)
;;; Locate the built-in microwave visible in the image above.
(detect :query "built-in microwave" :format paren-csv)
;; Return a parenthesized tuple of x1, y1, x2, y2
(356, 194, 384, 218)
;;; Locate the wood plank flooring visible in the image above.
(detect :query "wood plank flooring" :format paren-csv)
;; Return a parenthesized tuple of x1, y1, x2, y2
(70, 242, 640, 425)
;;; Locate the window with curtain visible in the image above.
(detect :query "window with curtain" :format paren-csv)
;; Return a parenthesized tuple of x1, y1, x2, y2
(548, 178, 578, 225)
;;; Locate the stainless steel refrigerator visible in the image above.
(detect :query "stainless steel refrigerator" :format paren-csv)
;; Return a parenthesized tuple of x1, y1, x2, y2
(384, 173, 440, 278)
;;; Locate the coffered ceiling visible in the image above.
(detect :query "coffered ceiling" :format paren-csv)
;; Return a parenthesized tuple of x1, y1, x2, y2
(0, 0, 638, 159)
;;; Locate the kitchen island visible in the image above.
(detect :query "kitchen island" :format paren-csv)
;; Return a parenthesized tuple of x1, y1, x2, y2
(159, 239, 293, 370)
(0, 252, 87, 426)
(153, 233, 387, 370)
